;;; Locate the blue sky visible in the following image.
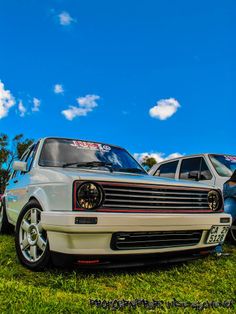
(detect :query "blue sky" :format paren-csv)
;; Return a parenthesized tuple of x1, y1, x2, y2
(0, 0, 235, 162)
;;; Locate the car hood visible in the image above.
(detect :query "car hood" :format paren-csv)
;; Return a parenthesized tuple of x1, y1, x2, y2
(54, 168, 215, 190)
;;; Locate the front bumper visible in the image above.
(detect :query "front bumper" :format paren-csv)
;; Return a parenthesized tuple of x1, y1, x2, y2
(41, 211, 232, 256)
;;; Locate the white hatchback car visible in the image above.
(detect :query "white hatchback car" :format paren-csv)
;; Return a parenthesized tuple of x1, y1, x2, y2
(149, 153, 236, 242)
(149, 154, 236, 190)
(0, 139, 231, 270)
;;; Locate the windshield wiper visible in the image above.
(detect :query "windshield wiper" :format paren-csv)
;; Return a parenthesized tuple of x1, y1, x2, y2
(62, 161, 113, 172)
(116, 168, 146, 174)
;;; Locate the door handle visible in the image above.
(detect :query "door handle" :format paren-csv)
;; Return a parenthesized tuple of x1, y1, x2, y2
(13, 180, 18, 184)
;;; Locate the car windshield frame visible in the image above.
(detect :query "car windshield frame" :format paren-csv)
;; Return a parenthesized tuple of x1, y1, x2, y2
(38, 138, 147, 175)
(209, 154, 236, 177)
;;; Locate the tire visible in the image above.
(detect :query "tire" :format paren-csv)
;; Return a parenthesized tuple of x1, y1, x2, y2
(15, 200, 51, 271)
(0, 199, 14, 234)
(227, 221, 236, 244)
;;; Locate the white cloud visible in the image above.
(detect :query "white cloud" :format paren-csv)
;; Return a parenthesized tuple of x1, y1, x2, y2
(62, 94, 100, 121)
(58, 11, 76, 26)
(61, 106, 91, 121)
(18, 100, 27, 117)
(32, 97, 41, 112)
(0, 81, 15, 119)
(54, 84, 64, 94)
(77, 94, 100, 109)
(134, 152, 183, 164)
(149, 98, 180, 120)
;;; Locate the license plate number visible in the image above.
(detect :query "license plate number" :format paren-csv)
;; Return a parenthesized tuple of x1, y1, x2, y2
(206, 225, 229, 244)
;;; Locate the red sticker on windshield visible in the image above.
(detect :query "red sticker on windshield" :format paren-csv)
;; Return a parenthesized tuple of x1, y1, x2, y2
(224, 155, 236, 163)
(70, 141, 111, 152)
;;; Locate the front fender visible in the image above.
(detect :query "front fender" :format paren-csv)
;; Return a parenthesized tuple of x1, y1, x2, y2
(29, 187, 50, 212)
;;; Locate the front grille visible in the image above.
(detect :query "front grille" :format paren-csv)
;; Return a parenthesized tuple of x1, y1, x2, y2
(99, 182, 210, 213)
(111, 230, 203, 250)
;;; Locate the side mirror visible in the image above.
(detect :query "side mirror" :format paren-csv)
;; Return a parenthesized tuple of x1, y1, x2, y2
(13, 161, 27, 172)
(188, 171, 199, 181)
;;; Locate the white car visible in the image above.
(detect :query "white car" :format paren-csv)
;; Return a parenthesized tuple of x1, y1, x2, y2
(149, 153, 236, 190)
(149, 153, 236, 242)
(0, 139, 231, 270)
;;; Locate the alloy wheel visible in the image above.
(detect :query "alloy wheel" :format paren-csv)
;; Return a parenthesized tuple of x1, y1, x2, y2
(19, 208, 47, 262)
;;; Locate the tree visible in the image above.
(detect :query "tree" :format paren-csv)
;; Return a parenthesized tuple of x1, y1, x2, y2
(0, 134, 34, 193)
(141, 155, 157, 170)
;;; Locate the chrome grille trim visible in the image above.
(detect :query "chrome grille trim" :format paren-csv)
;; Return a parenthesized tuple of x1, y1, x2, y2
(105, 193, 208, 200)
(100, 182, 210, 212)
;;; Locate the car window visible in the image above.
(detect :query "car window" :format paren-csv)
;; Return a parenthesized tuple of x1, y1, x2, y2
(25, 143, 38, 172)
(180, 157, 212, 181)
(180, 158, 201, 180)
(39, 138, 146, 174)
(200, 158, 212, 180)
(154, 161, 178, 179)
(209, 154, 236, 177)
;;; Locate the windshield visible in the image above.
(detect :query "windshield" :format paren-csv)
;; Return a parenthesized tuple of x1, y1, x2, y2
(209, 154, 236, 177)
(39, 138, 146, 174)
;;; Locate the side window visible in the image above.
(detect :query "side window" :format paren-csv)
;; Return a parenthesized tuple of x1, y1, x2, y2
(180, 157, 212, 181)
(154, 161, 178, 179)
(22, 143, 39, 174)
(180, 158, 201, 180)
(200, 158, 212, 180)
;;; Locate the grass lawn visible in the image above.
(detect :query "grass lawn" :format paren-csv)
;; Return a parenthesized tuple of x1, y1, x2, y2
(0, 235, 235, 313)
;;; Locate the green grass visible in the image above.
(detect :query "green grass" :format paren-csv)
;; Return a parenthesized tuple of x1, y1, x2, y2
(0, 235, 235, 313)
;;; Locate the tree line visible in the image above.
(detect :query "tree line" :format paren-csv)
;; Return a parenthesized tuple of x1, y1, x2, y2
(0, 134, 33, 193)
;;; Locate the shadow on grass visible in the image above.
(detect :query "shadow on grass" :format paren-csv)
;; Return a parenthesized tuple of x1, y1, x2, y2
(1, 234, 235, 285)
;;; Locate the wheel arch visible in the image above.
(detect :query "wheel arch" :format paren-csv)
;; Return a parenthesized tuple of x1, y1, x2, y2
(27, 188, 50, 212)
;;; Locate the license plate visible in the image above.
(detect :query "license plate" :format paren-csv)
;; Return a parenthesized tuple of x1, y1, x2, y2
(206, 225, 229, 244)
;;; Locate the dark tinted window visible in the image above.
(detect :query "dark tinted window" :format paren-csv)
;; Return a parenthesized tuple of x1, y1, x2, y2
(180, 157, 212, 181)
(39, 138, 146, 174)
(155, 161, 178, 179)
(200, 158, 212, 180)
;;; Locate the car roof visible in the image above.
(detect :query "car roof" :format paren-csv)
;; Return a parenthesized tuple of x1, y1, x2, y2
(154, 153, 236, 165)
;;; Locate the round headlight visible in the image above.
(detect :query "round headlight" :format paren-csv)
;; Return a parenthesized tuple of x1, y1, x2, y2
(77, 182, 103, 209)
(208, 190, 221, 211)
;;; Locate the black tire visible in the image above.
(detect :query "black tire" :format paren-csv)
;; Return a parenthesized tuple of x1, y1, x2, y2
(15, 200, 51, 271)
(227, 221, 236, 244)
(0, 199, 14, 234)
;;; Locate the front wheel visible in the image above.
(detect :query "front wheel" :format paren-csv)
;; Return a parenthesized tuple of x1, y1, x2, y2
(15, 200, 50, 271)
(228, 221, 236, 244)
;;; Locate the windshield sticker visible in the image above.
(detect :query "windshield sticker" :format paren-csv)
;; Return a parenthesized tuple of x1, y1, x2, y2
(70, 141, 111, 152)
(224, 156, 236, 163)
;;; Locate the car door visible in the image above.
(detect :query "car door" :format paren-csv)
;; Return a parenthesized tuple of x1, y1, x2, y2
(179, 156, 215, 186)
(5, 144, 38, 224)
